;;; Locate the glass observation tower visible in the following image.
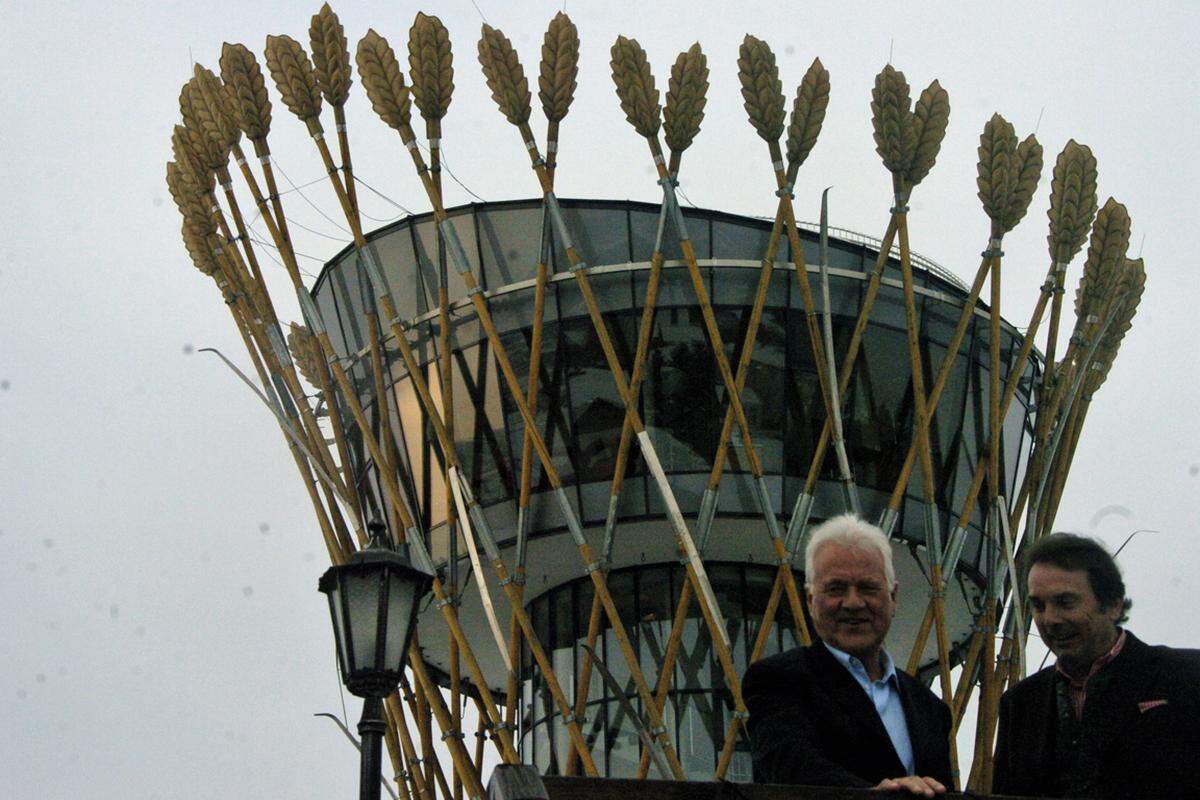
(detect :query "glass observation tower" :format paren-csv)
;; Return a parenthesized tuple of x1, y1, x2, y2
(311, 197, 1039, 780)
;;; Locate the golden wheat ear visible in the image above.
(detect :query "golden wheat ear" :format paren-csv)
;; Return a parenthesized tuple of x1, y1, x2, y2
(408, 12, 454, 123)
(785, 58, 829, 174)
(871, 65, 914, 177)
(309, 4, 352, 107)
(1075, 197, 1132, 323)
(264, 34, 323, 129)
(663, 44, 708, 157)
(479, 24, 532, 126)
(540, 12, 579, 124)
(905, 80, 949, 188)
(1047, 140, 1099, 266)
(356, 29, 412, 132)
(220, 43, 272, 142)
(738, 35, 785, 143)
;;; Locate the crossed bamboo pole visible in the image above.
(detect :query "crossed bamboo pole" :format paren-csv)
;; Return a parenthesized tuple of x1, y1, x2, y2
(208, 20, 528, 788)
(478, 24, 767, 776)
(175, 113, 455, 795)
(904, 140, 1098, 680)
(504, 14, 579, 761)
(962, 273, 1133, 790)
(264, 25, 533, 776)
(353, 23, 709, 777)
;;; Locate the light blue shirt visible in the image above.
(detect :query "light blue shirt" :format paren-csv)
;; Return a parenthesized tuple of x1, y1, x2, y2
(824, 643, 915, 776)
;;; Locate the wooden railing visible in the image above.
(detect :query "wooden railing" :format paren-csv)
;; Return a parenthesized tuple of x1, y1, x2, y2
(486, 767, 1045, 800)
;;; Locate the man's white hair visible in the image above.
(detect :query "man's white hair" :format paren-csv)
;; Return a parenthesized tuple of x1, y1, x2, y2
(804, 513, 896, 587)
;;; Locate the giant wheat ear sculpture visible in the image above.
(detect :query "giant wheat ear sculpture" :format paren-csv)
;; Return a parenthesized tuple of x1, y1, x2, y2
(170, 8, 1144, 796)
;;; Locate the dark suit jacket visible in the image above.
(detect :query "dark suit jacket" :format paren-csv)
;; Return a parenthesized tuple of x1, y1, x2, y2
(743, 642, 953, 789)
(993, 632, 1200, 799)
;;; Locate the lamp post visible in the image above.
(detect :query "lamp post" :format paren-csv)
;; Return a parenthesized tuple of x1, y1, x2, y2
(320, 521, 434, 800)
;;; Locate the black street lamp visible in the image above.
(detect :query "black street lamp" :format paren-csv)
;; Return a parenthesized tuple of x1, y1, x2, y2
(320, 522, 433, 800)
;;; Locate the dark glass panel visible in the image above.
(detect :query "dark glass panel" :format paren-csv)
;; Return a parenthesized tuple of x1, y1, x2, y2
(450, 343, 514, 505)
(553, 206, 630, 269)
(412, 218, 468, 310)
(629, 207, 670, 262)
(841, 324, 915, 492)
(369, 229, 425, 320)
(644, 305, 722, 472)
(825, 241, 865, 271)
(712, 219, 772, 262)
(477, 205, 545, 288)
(708, 564, 746, 689)
(559, 311, 636, 484)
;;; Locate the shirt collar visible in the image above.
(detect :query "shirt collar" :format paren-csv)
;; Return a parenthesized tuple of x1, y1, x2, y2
(824, 642, 898, 685)
(1056, 627, 1126, 686)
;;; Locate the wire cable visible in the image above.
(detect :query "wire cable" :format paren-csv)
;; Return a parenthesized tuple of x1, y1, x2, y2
(353, 175, 418, 216)
(269, 155, 355, 236)
(426, 143, 487, 203)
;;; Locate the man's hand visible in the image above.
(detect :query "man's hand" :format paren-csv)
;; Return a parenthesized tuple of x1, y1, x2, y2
(873, 776, 947, 796)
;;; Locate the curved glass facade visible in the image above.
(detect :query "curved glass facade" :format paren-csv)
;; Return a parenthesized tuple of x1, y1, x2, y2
(310, 199, 1040, 584)
(519, 562, 805, 780)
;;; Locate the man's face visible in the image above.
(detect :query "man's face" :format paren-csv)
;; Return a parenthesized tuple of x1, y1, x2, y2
(806, 542, 897, 663)
(1027, 562, 1122, 673)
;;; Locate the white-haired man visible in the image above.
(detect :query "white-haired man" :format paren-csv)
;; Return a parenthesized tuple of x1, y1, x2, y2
(743, 514, 953, 796)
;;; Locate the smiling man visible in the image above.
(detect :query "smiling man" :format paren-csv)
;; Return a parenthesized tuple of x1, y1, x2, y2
(743, 514, 952, 796)
(993, 533, 1200, 799)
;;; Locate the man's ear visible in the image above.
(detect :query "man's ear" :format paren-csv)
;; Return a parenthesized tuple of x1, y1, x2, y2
(805, 584, 814, 611)
(1101, 597, 1125, 624)
(890, 582, 899, 603)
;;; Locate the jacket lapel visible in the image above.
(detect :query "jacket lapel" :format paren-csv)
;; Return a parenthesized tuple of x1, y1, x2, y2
(1082, 633, 1154, 755)
(896, 673, 934, 775)
(810, 643, 906, 777)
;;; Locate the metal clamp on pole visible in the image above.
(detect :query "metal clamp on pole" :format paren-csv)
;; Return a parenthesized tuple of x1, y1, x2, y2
(784, 492, 816, 557)
(297, 288, 327, 337)
(437, 218, 475, 278)
(359, 244, 391, 301)
(544, 192, 575, 253)
(661, 179, 691, 242)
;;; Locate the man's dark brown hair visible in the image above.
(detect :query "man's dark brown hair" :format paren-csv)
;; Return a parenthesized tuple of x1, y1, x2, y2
(1021, 532, 1132, 623)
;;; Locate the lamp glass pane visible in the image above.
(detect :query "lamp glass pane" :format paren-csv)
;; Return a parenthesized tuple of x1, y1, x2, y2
(327, 582, 352, 677)
(383, 572, 418, 671)
(345, 569, 384, 671)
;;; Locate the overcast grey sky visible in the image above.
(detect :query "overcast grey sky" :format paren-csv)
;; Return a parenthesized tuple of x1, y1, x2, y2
(2, 1, 1198, 797)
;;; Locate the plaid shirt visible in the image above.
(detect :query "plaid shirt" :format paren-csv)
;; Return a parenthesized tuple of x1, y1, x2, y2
(1057, 628, 1126, 719)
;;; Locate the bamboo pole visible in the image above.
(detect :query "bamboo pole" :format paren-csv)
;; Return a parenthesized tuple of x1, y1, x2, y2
(310, 5, 357, 214)
(475, 29, 742, 703)
(355, 31, 662, 777)
(181, 63, 363, 527)
(409, 644, 487, 799)
(263, 34, 405, 538)
(905, 252, 1058, 666)
(964, 113, 1043, 791)
(387, 687, 434, 800)
(508, 13, 579, 748)
(172, 148, 366, 568)
(257, 33, 543, 776)
(356, 27, 699, 776)
(407, 13, 465, 775)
